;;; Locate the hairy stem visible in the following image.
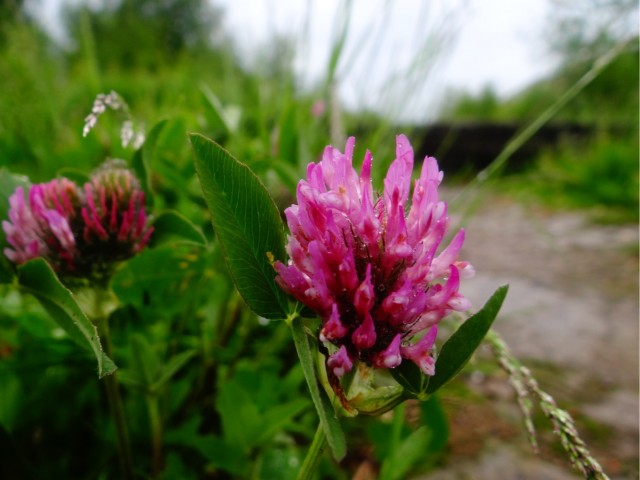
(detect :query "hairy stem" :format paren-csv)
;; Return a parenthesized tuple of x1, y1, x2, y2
(147, 395, 163, 479)
(297, 423, 327, 480)
(95, 291, 135, 480)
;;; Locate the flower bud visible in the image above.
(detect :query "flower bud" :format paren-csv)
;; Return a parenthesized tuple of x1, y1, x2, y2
(78, 160, 153, 277)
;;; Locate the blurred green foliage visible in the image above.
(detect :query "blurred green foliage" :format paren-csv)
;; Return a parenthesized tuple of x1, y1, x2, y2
(442, 41, 639, 125)
(504, 133, 640, 223)
(0, 0, 636, 478)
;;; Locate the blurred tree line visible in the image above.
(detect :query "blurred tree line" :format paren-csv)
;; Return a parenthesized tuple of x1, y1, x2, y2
(442, 0, 639, 126)
(1, 0, 637, 220)
(0, 0, 304, 183)
(63, 0, 224, 69)
(438, 0, 638, 221)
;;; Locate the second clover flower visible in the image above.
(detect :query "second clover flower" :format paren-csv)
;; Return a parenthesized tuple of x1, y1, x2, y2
(275, 135, 474, 378)
(2, 161, 153, 280)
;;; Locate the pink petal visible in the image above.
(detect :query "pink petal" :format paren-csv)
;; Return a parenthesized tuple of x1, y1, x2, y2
(320, 303, 348, 342)
(373, 334, 403, 369)
(383, 134, 414, 209)
(352, 312, 377, 349)
(401, 325, 438, 376)
(327, 345, 353, 377)
(353, 264, 374, 315)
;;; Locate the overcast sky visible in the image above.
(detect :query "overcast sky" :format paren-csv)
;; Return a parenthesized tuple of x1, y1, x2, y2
(217, 0, 556, 121)
(34, 0, 557, 122)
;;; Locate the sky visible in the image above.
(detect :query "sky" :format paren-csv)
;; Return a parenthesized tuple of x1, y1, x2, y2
(217, 0, 556, 121)
(33, 0, 556, 122)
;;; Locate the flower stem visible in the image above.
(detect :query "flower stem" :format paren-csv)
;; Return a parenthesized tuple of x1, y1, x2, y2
(102, 368, 135, 480)
(297, 423, 327, 480)
(147, 395, 163, 478)
(94, 292, 135, 480)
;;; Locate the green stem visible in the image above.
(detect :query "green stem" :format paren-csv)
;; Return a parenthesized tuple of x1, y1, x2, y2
(147, 395, 163, 479)
(95, 292, 135, 480)
(297, 423, 327, 480)
(389, 402, 405, 453)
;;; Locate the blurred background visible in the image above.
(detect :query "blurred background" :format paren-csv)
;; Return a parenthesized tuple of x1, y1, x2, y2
(3, 0, 638, 197)
(0, 0, 638, 478)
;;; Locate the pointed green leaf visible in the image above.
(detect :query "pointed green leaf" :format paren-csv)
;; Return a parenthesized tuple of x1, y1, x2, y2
(379, 426, 431, 480)
(151, 349, 197, 392)
(191, 133, 288, 319)
(149, 210, 207, 247)
(131, 118, 169, 203)
(17, 258, 117, 378)
(216, 379, 262, 451)
(426, 285, 508, 394)
(420, 395, 449, 457)
(290, 317, 346, 460)
(200, 84, 241, 134)
(130, 333, 161, 388)
(256, 398, 311, 447)
(389, 356, 429, 398)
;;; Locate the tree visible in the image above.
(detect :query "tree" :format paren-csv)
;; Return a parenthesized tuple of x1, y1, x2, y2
(63, 0, 226, 70)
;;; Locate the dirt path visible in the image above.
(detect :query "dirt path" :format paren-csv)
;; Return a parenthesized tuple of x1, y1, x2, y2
(422, 193, 639, 479)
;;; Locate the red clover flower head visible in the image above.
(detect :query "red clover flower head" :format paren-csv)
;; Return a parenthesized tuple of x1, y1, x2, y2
(81, 160, 153, 258)
(275, 135, 474, 378)
(2, 160, 153, 280)
(3, 179, 80, 270)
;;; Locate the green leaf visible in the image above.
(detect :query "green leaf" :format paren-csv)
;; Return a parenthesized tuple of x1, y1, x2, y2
(216, 379, 263, 451)
(255, 399, 310, 447)
(290, 317, 346, 460)
(121, 344, 196, 395)
(200, 84, 241, 134)
(131, 118, 169, 203)
(389, 356, 429, 398)
(149, 210, 207, 247)
(129, 333, 161, 388)
(420, 395, 449, 457)
(191, 133, 289, 319)
(111, 244, 208, 316)
(427, 285, 508, 394)
(17, 258, 117, 378)
(379, 426, 432, 480)
(165, 416, 247, 476)
(151, 349, 197, 393)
